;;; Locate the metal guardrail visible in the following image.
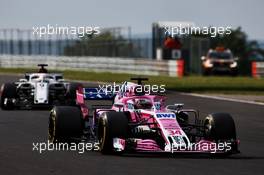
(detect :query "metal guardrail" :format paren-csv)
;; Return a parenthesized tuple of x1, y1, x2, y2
(252, 61, 264, 78)
(0, 55, 184, 77)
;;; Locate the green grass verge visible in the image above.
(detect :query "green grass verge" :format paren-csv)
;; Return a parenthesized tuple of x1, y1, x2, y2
(0, 67, 264, 94)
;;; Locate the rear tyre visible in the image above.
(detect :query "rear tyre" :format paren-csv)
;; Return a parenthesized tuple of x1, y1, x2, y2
(98, 111, 129, 154)
(48, 106, 83, 143)
(0, 83, 17, 110)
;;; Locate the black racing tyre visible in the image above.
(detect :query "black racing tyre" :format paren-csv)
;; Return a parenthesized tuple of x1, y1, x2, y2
(0, 83, 17, 110)
(231, 69, 238, 76)
(204, 113, 236, 141)
(48, 106, 83, 143)
(98, 111, 129, 154)
(67, 82, 83, 106)
(202, 68, 211, 76)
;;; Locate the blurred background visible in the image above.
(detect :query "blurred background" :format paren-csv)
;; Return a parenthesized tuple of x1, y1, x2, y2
(0, 0, 263, 76)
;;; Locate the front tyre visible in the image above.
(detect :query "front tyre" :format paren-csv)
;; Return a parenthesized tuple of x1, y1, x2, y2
(48, 106, 83, 143)
(98, 111, 129, 154)
(204, 113, 238, 154)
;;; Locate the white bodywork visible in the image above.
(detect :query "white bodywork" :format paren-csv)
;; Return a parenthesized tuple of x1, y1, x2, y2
(34, 82, 49, 104)
(15, 73, 68, 105)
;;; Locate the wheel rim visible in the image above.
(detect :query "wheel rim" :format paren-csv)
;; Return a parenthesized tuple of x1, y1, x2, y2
(48, 110, 56, 142)
(204, 119, 212, 139)
(98, 117, 107, 151)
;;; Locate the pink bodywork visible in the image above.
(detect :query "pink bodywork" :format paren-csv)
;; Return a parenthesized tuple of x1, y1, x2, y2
(75, 83, 232, 153)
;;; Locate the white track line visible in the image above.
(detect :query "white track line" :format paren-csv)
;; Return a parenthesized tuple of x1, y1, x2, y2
(181, 93, 264, 106)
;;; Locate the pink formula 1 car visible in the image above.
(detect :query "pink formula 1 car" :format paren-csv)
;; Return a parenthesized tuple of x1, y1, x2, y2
(48, 78, 240, 155)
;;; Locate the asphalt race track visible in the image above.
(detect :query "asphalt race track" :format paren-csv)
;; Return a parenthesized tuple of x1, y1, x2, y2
(0, 74, 264, 175)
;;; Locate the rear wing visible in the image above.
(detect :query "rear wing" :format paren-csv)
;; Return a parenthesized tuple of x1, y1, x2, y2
(83, 88, 115, 100)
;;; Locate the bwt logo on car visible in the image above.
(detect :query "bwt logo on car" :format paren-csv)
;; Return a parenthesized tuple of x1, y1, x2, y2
(156, 113, 176, 118)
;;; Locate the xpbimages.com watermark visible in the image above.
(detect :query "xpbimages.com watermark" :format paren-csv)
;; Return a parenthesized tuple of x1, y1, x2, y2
(96, 82, 166, 95)
(163, 24, 232, 37)
(32, 24, 100, 37)
(171, 141, 232, 153)
(32, 141, 99, 154)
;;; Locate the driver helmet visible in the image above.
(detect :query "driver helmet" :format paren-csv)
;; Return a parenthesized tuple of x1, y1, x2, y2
(134, 98, 152, 109)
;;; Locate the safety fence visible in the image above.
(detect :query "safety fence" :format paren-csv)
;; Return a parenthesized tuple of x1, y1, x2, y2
(0, 55, 184, 77)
